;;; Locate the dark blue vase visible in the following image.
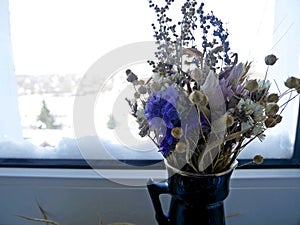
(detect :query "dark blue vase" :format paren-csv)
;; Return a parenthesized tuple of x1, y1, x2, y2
(147, 161, 237, 225)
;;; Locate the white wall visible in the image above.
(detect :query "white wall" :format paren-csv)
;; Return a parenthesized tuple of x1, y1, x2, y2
(0, 0, 22, 141)
(0, 168, 299, 225)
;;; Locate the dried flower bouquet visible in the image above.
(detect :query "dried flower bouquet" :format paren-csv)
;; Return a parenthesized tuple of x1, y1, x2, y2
(125, 0, 300, 174)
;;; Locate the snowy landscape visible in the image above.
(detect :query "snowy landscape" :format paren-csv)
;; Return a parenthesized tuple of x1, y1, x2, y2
(7, 73, 161, 160)
(17, 74, 79, 146)
(8, 73, 296, 161)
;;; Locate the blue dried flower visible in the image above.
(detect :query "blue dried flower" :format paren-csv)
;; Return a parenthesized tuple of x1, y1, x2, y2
(159, 129, 177, 156)
(144, 86, 181, 155)
(144, 85, 210, 156)
(145, 96, 181, 129)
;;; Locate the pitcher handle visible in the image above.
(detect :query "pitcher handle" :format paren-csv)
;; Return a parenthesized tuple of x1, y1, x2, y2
(147, 178, 170, 225)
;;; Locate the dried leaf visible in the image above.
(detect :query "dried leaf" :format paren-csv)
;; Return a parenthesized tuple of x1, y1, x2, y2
(199, 72, 227, 171)
(210, 45, 223, 54)
(37, 202, 48, 224)
(198, 115, 227, 172)
(182, 48, 204, 58)
(240, 61, 252, 83)
(227, 62, 245, 89)
(16, 215, 59, 225)
(202, 71, 226, 121)
(225, 127, 251, 142)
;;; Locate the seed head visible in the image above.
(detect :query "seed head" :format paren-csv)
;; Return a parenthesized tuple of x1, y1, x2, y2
(126, 69, 138, 83)
(267, 93, 279, 103)
(284, 76, 300, 89)
(245, 79, 259, 92)
(265, 103, 279, 117)
(264, 54, 278, 66)
(138, 86, 147, 94)
(253, 155, 264, 164)
(189, 91, 208, 105)
(137, 80, 145, 85)
(264, 117, 277, 128)
(175, 141, 187, 153)
(171, 127, 183, 139)
(273, 114, 282, 124)
(226, 114, 234, 127)
(134, 92, 140, 99)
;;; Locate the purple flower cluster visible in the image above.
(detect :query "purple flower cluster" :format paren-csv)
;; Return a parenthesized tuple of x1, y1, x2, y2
(144, 86, 181, 156)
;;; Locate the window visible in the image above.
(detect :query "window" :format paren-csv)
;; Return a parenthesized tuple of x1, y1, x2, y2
(0, 0, 299, 168)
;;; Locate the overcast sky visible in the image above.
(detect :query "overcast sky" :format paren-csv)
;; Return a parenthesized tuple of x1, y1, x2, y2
(9, 0, 276, 76)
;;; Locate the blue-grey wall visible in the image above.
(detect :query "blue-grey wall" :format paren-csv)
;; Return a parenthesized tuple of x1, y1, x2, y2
(0, 168, 299, 225)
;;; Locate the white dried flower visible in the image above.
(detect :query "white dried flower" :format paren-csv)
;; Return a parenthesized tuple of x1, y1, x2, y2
(136, 108, 145, 118)
(152, 72, 161, 81)
(258, 80, 271, 90)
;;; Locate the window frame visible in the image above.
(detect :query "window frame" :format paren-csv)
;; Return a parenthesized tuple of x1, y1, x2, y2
(2, 0, 300, 170)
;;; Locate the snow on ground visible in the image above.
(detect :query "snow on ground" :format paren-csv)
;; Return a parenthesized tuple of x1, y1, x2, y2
(0, 90, 162, 160)
(0, 91, 294, 160)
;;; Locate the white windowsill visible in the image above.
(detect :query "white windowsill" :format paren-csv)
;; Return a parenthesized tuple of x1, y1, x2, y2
(0, 167, 299, 180)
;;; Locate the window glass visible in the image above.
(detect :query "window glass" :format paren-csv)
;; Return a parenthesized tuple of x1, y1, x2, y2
(1, 0, 299, 161)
